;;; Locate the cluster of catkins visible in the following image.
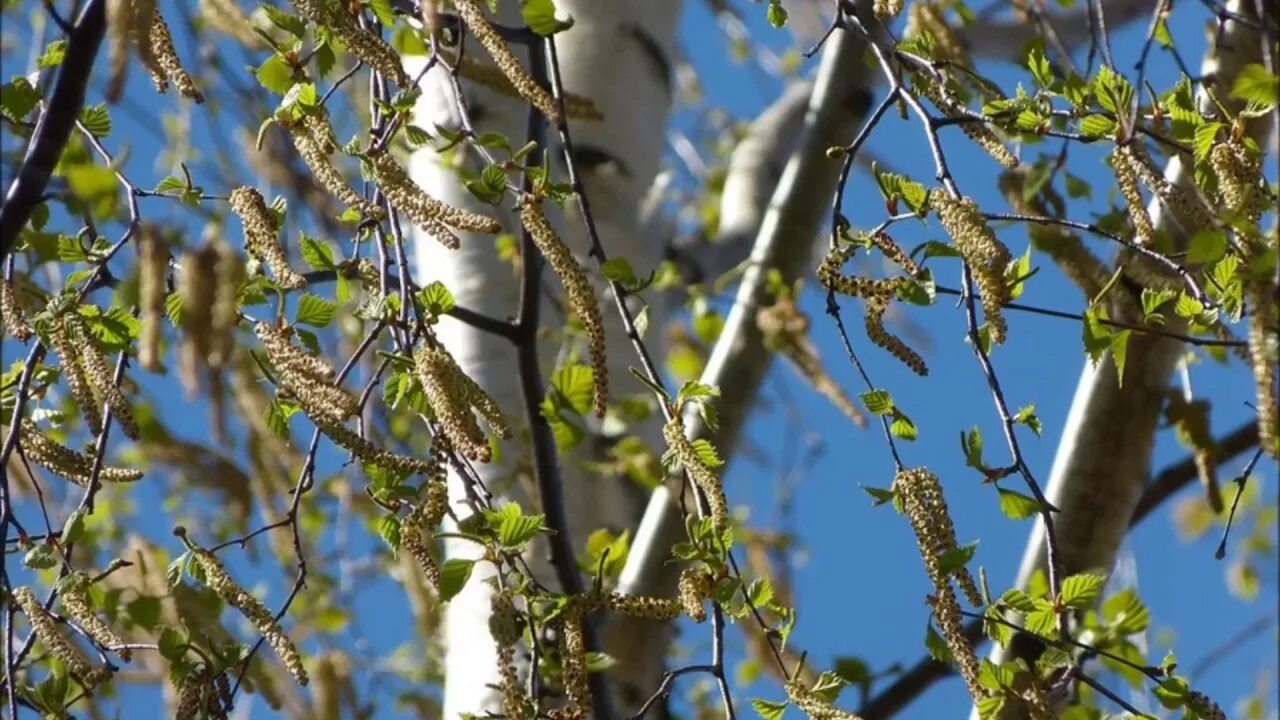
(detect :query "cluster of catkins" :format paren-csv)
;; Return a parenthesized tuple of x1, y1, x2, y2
(290, 0, 409, 86)
(818, 243, 929, 375)
(757, 295, 865, 427)
(454, 55, 603, 121)
(229, 186, 308, 289)
(18, 420, 143, 486)
(173, 664, 233, 720)
(414, 345, 512, 462)
(188, 543, 309, 686)
(47, 311, 140, 440)
(368, 150, 503, 248)
(662, 414, 730, 533)
(892, 467, 985, 702)
(451, 0, 561, 123)
(255, 321, 434, 474)
(59, 572, 132, 662)
(1, 275, 32, 341)
(286, 113, 384, 219)
(107, 0, 202, 103)
(931, 193, 1013, 344)
(519, 198, 610, 417)
(914, 80, 1019, 169)
(13, 586, 109, 688)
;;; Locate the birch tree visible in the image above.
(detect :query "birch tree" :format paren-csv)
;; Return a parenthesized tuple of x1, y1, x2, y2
(0, 0, 1275, 719)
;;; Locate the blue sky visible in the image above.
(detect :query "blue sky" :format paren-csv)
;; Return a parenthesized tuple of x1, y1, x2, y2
(2, 0, 1276, 718)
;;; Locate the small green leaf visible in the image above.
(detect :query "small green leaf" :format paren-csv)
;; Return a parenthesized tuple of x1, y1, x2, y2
(860, 389, 894, 415)
(889, 410, 917, 441)
(861, 485, 896, 506)
(997, 488, 1040, 520)
(24, 544, 58, 569)
(1231, 63, 1279, 107)
(417, 280, 456, 316)
(601, 257, 638, 285)
(1059, 572, 1106, 609)
(1078, 114, 1116, 139)
(766, 1, 788, 28)
(257, 54, 297, 95)
(1186, 229, 1227, 265)
(61, 509, 87, 545)
(751, 698, 787, 720)
(937, 542, 978, 575)
(39, 39, 66, 68)
(299, 234, 336, 270)
(491, 503, 545, 548)
(79, 104, 111, 137)
(439, 559, 475, 601)
(523, 0, 573, 35)
(1101, 588, 1150, 634)
(1013, 405, 1041, 436)
(551, 363, 595, 416)
(924, 620, 951, 662)
(962, 427, 984, 467)
(295, 294, 337, 327)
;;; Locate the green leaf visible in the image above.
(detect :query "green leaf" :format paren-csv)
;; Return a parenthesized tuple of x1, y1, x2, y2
(938, 542, 978, 575)
(1153, 676, 1190, 709)
(961, 427, 984, 467)
(39, 39, 66, 68)
(551, 363, 595, 416)
(860, 389, 894, 415)
(1059, 573, 1106, 608)
(751, 698, 787, 720)
(997, 488, 1039, 520)
(889, 410, 917, 441)
(261, 5, 306, 37)
(438, 559, 475, 602)
(295, 294, 337, 327)
(1231, 63, 1279, 107)
(1, 77, 41, 121)
(1025, 42, 1053, 89)
(23, 544, 58, 569)
(79, 104, 111, 137)
(125, 596, 161, 629)
(766, 1, 788, 28)
(746, 577, 774, 607)
(924, 620, 951, 662)
(1101, 588, 1150, 634)
(1186, 229, 1227, 265)
(417, 280, 456, 316)
(299, 234, 335, 270)
(689, 438, 724, 468)
(1110, 328, 1131, 387)
(861, 485, 897, 506)
(997, 588, 1038, 613)
(1063, 172, 1091, 199)
(1093, 66, 1134, 116)
(61, 509, 87, 545)
(1078, 114, 1116, 139)
(257, 54, 297, 95)
(1013, 405, 1041, 436)
(1081, 307, 1112, 365)
(367, 0, 396, 27)
(1024, 604, 1058, 638)
(490, 503, 545, 548)
(523, 0, 573, 35)
(601, 257, 638, 285)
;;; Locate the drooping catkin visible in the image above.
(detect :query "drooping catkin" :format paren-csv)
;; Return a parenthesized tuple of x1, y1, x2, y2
(105, 0, 136, 102)
(678, 567, 715, 623)
(311, 413, 436, 474)
(287, 114, 383, 219)
(414, 344, 511, 462)
(1118, 141, 1214, 230)
(817, 244, 929, 375)
(931, 193, 1012, 344)
(520, 199, 609, 416)
(207, 240, 243, 370)
(452, 0, 561, 123)
(18, 420, 144, 485)
(179, 245, 217, 398)
(663, 416, 729, 533)
(1109, 146, 1156, 247)
(199, 0, 270, 50)
(400, 480, 448, 587)
(1186, 690, 1227, 720)
(173, 664, 219, 720)
(602, 592, 683, 620)
(13, 586, 109, 687)
(903, 1, 967, 63)
(868, 231, 922, 276)
(490, 592, 528, 720)
(48, 315, 105, 437)
(455, 54, 602, 121)
(757, 297, 865, 428)
(60, 572, 131, 661)
(137, 226, 168, 372)
(1, 276, 32, 341)
(291, 0, 410, 86)
(228, 186, 307, 289)
(914, 80, 1018, 169)
(368, 152, 502, 240)
(144, 6, 204, 101)
(1240, 238, 1278, 459)
(558, 604, 591, 720)
(254, 321, 359, 424)
(67, 315, 140, 441)
(1211, 140, 1264, 225)
(190, 547, 309, 686)
(785, 679, 866, 720)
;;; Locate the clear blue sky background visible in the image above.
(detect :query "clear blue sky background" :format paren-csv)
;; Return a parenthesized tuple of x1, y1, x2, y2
(2, 1, 1276, 718)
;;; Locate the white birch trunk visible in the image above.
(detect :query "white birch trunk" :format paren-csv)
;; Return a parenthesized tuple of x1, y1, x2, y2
(406, 2, 680, 716)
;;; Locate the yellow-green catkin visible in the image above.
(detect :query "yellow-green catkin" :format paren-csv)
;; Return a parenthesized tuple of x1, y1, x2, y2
(228, 186, 307, 289)
(1119, 141, 1214, 230)
(677, 567, 715, 623)
(452, 0, 561, 123)
(1, 276, 32, 342)
(757, 296, 865, 428)
(868, 231, 922, 276)
(291, 0, 410, 86)
(490, 592, 528, 720)
(893, 467, 984, 700)
(137, 226, 168, 372)
(190, 548, 309, 686)
(13, 586, 109, 688)
(931, 193, 1012, 344)
(367, 151, 502, 241)
(456, 55, 602, 121)
(60, 572, 131, 661)
(105, 0, 137, 102)
(818, 244, 929, 375)
(903, 1, 967, 63)
(173, 663, 228, 720)
(519, 199, 609, 417)
(915, 81, 1018, 169)
(785, 679, 866, 720)
(288, 114, 383, 219)
(400, 479, 449, 587)
(207, 239, 243, 370)
(414, 344, 511, 462)
(558, 605, 591, 720)
(254, 321, 359, 424)
(1108, 146, 1156, 247)
(873, 0, 904, 20)
(311, 413, 437, 474)
(602, 592, 683, 620)
(663, 416, 729, 533)
(48, 315, 105, 437)
(178, 245, 217, 398)
(67, 315, 140, 441)
(199, 0, 270, 50)
(1211, 139, 1264, 225)
(143, 5, 204, 101)
(19, 420, 144, 485)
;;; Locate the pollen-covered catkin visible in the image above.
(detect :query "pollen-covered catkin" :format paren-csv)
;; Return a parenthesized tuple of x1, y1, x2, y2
(414, 345, 508, 462)
(290, 0, 409, 85)
(1109, 146, 1156, 247)
(137, 226, 168, 372)
(1211, 140, 1264, 224)
(603, 592, 683, 620)
(60, 572, 131, 661)
(785, 679, 866, 720)
(1119, 141, 1213, 230)
(368, 152, 502, 240)
(48, 315, 105, 436)
(1, 276, 32, 341)
(873, 0, 904, 20)
(190, 548, 309, 686)
(228, 186, 307, 289)
(146, 7, 203, 101)
(179, 245, 217, 397)
(914, 80, 1017, 169)
(452, 0, 561, 123)
(105, 0, 135, 101)
(1186, 690, 1227, 720)
(311, 413, 435, 474)
(254, 322, 360, 423)
(490, 592, 527, 720)
(520, 199, 609, 417)
(400, 481, 448, 587)
(208, 240, 243, 370)
(818, 245, 929, 375)
(13, 586, 109, 687)
(67, 315, 140, 441)
(1241, 246, 1278, 459)
(931, 194, 1012, 344)
(126, 0, 160, 94)
(558, 605, 591, 720)
(678, 567, 715, 623)
(19, 420, 144, 485)
(663, 416, 729, 533)
(456, 55, 602, 121)
(288, 114, 383, 219)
